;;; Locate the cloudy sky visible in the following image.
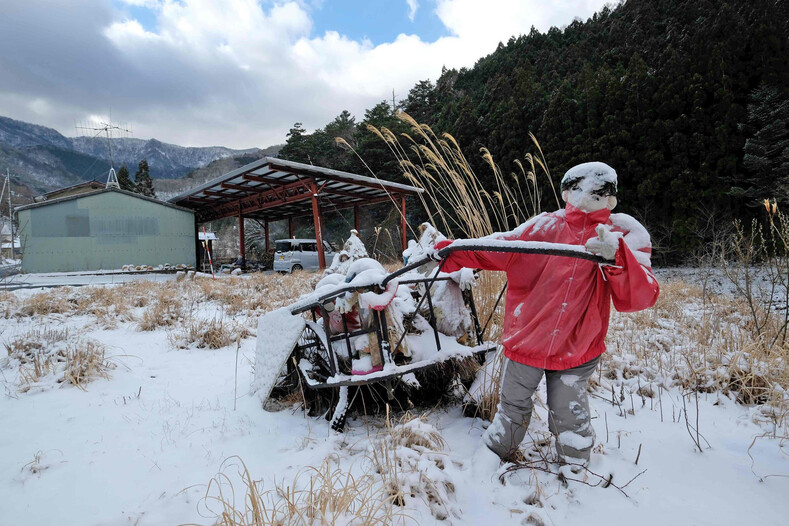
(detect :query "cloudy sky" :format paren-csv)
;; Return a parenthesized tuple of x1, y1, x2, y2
(0, 0, 611, 149)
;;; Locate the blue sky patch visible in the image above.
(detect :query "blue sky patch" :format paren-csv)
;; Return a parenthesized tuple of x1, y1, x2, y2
(310, 0, 448, 45)
(112, 1, 159, 32)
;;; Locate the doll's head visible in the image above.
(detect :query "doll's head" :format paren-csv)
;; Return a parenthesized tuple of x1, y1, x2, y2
(560, 162, 618, 212)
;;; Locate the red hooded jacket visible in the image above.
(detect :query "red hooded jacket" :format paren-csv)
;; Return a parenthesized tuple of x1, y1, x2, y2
(438, 204, 660, 370)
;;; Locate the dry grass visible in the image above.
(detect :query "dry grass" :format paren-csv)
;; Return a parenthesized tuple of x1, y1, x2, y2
(72, 286, 134, 328)
(5, 272, 317, 326)
(122, 280, 160, 308)
(462, 350, 505, 422)
(5, 327, 114, 392)
(138, 287, 186, 331)
(191, 413, 457, 525)
(18, 289, 73, 317)
(602, 278, 789, 434)
(193, 456, 408, 526)
(169, 317, 251, 350)
(4, 327, 71, 364)
(369, 412, 459, 521)
(61, 340, 115, 390)
(0, 291, 18, 318)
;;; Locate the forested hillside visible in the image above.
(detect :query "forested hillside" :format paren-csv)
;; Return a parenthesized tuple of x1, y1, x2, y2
(278, 0, 789, 264)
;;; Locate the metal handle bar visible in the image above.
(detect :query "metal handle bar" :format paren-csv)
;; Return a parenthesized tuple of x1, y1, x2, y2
(382, 243, 613, 286)
(291, 243, 613, 315)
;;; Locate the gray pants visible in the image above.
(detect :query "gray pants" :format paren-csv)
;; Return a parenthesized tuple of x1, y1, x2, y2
(483, 355, 600, 464)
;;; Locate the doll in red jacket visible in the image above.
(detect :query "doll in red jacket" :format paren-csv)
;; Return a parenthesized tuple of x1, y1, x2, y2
(435, 162, 660, 476)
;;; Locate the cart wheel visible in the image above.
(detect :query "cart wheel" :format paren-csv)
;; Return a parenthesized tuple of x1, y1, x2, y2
(267, 324, 331, 407)
(295, 324, 333, 382)
(293, 324, 344, 420)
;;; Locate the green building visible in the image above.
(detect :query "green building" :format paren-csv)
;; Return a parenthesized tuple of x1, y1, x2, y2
(16, 188, 195, 273)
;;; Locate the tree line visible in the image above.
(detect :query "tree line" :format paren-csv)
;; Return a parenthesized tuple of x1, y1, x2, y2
(278, 0, 789, 264)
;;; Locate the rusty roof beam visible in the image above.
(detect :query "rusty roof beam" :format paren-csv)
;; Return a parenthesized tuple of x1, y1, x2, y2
(319, 184, 380, 200)
(220, 182, 267, 193)
(203, 189, 234, 198)
(200, 179, 314, 220)
(242, 172, 288, 185)
(267, 161, 420, 195)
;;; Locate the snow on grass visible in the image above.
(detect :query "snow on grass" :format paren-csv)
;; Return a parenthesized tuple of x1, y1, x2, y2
(0, 269, 788, 525)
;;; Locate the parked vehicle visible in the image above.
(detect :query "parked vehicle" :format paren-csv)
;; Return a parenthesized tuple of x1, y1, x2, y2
(273, 239, 337, 273)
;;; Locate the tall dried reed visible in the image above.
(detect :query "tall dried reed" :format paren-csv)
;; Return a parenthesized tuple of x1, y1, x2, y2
(342, 113, 558, 419)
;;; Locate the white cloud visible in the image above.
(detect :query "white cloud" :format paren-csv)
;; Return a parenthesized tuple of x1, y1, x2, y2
(406, 0, 419, 22)
(435, 0, 606, 49)
(0, 0, 611, 149)
(27, 98, 51, 116)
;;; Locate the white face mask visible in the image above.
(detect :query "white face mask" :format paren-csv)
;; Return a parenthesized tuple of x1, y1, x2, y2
(562, 188, 617, 212)
(560, 162, 618, 213)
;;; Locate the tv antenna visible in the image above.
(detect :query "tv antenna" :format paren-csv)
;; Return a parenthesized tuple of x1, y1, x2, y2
(1, 169, 15, 255)
(75, 117, 132, 189)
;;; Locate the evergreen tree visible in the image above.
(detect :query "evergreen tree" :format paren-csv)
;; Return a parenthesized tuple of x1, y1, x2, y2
(279, 123, 310, 163)
(354, 101, 408, 182)
(116, 164, 135, 192)
(400, 80, 437, 124)
(323, 110, 360, 172)
(741, 85, 789, 206)
(134, 159, 156, 198)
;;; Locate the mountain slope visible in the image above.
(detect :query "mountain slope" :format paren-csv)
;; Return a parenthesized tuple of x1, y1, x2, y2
(0, 115, 72, 150)
(0, 115, 271, 198)
(154, 145, 282, 200)
(69, 136, 261, 179)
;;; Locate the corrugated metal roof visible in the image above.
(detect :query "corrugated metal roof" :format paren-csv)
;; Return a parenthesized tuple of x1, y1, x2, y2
(15, 188, 195, 214)
(168, 156, 422, 223)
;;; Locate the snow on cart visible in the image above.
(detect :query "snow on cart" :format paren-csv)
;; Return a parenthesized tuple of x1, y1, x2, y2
(253, 226, 610, 431)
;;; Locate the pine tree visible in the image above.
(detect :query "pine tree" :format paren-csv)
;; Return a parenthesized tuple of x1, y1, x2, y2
(354, 101, 407, 182)
(279, 123, 309, 163)
(116, 164, 136, 192)
(740, 85, 789, 206)
(400, 80, 436, 124)
(134, 159, 156, 198)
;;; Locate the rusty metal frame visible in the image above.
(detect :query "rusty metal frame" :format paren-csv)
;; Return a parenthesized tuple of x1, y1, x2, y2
(168, 157, 423, 268)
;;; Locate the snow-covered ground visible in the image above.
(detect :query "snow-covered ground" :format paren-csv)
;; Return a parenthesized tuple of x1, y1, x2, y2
(1, 269, 788, 525)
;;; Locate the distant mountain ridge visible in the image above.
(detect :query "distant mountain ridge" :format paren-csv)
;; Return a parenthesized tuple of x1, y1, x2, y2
(0, 115, 270, 199)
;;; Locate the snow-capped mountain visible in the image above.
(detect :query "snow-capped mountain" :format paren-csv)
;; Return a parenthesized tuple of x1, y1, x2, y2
(0, 115, 268, 197)
(68, 136, 260, 180)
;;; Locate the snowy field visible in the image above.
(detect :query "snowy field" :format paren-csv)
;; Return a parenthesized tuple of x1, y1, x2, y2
(1, 269, 788, 525)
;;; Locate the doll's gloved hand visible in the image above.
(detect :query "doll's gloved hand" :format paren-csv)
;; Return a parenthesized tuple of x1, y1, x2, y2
(585, 225, 621, 261)
(455, 268, 477, 291)
(428, 240, 453, 262)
